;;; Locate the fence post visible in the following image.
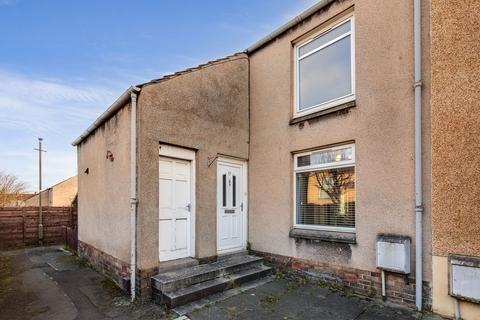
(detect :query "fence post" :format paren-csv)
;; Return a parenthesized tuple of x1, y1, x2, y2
(22, 207, 25, 246)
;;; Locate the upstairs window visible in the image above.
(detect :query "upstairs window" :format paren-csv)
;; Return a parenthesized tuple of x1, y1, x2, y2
(295, 16, 355, 116)
(294, 144, 355, 232)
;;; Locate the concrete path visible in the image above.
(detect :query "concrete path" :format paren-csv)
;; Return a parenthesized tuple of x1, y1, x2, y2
(0, 246, 168, 320)
(0, 246, 442, 320)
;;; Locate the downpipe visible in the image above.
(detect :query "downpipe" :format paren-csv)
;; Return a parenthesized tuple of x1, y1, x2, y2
(413, 0, 423, 311)
(130, 89, 139, 302)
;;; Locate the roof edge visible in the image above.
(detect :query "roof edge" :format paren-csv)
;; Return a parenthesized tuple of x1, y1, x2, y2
(245, 0, 336, 54)
(72, 53, 247, 147)
(72, 86, 140, 146)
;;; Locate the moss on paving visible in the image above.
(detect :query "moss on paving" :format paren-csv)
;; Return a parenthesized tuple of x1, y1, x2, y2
(101, 277, 123, 298)
(260, 294, 279, 303)
(59, 253, 91, 268)
(0, 256, 13, 303)
(285, 281, 298, 292)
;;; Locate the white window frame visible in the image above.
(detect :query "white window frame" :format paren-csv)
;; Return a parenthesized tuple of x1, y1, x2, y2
(294, 15, 356, 118)
(293, 143, 356, 233)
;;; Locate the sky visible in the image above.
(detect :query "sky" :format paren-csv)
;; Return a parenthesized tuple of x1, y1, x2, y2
(0, 0, 317, 192)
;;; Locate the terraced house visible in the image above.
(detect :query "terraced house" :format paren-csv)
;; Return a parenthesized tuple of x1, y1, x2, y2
(72, 0, 480, 318)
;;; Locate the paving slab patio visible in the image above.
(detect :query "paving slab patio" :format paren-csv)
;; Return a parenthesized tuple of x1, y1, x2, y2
(186, 279, 433, 320)
(0, 246, 443, 320)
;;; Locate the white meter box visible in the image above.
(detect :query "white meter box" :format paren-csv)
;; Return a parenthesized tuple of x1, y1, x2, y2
(376, 235, 411, 274)
(450, 255, 480, 303)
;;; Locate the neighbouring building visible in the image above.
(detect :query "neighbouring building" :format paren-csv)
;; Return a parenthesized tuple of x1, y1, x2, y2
(25, 176, 78, 207)
(2, 193, 35, 207)
(72, 0, 480, 317)
(430, 0, 480, 319)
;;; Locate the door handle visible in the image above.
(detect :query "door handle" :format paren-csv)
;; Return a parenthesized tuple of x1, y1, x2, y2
(186, 204, 191, 212)
(241, 203, 243, 211)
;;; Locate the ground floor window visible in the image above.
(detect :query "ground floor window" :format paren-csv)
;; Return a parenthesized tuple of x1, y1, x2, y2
(294, 144, 355, 231)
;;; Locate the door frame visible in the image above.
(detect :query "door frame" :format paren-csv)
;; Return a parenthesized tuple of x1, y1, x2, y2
(159, 144, 196, 259)
(216, 157, 248, 254)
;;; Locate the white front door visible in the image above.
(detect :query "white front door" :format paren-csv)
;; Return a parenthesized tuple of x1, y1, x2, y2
(159, 156, 191, 261)
(217, 160, 246, 253)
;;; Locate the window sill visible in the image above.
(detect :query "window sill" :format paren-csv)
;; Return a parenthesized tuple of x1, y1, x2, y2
(289, 100, 356, 125)
(289, 228, 356, 244)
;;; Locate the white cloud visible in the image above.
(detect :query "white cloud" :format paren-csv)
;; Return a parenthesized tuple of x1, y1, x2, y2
(0, 70, 121, 191)
(0, 70, 117, 134)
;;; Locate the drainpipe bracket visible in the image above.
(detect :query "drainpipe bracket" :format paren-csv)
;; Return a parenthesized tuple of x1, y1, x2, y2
(414, 80, 423, 88)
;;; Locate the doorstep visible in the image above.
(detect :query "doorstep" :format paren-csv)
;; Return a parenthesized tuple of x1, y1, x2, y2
(159, 257, 199, 273)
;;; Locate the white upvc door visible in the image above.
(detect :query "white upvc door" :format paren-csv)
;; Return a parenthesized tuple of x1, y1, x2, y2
(159, 156, 191, 261)
(217, 159, 246, 253)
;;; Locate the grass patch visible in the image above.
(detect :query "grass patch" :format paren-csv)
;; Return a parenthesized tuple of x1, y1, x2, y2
(260, 294, 279, 303)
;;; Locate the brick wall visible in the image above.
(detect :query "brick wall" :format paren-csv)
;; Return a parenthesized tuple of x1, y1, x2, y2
(0, 206, 77, 249)
(252, 250, 432, 310)
(78, 240, 130, 290)
(136, 266, 158, 301)
(78, 240, 157, 300)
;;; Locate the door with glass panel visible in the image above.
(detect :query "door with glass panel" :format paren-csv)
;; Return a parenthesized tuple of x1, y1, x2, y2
(217, 160, 245, 253)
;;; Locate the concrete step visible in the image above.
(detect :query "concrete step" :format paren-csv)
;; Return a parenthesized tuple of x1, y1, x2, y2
(155, 265, 272, 308)
(217, 249, 248, 261)
(151, 254, 263, 293)
(158, 257, 199, 274)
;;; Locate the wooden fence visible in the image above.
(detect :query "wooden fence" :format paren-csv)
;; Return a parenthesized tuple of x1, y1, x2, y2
(0, 206, 77, 250)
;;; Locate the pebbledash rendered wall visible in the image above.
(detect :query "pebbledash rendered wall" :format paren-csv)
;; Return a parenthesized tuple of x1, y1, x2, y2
(77, 103, 132, 288)
(430, 0, 480, 318)
(248, 0, 432, 308)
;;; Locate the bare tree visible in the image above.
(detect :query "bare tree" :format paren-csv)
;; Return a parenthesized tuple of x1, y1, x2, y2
(314, 169, 354, 205)
(0, 171, 27, 207)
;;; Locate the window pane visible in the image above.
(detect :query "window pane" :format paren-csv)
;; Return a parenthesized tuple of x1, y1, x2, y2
(297, 146, 353, 168)
(297, 155, 311, 167)
(296, 166, 355, 228)
(298, 20, 351, 57)
(310, 146, 353, 166)
(232, 175, 236, 207)
(298, 35, 352, 111)
(222, 174, 226, 207)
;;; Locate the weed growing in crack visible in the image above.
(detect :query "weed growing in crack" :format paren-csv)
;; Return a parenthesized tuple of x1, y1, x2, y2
(261, 294, 279, 303)
(286, 282, 298, 292)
